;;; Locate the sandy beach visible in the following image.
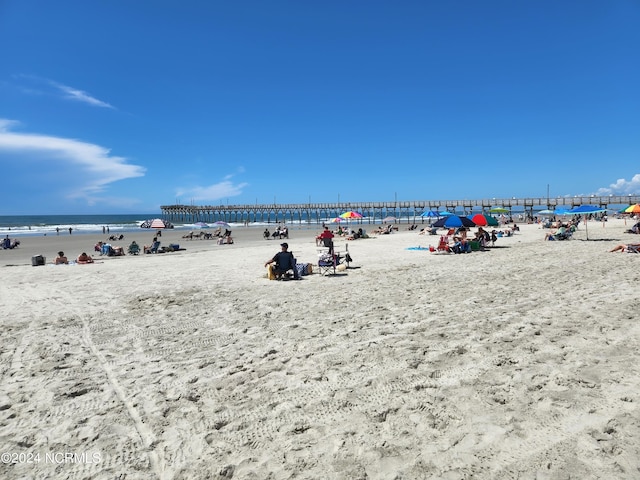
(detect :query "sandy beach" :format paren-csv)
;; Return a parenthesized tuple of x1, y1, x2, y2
(1, 218, 639, 479)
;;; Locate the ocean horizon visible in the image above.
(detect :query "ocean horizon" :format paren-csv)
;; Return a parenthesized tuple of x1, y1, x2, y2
(0, 206, 565, 238)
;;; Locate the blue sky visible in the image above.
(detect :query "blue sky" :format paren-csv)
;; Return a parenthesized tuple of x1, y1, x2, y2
(1, 1, 639, 215)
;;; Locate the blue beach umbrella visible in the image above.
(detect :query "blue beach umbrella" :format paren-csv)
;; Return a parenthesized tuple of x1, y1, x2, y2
(420, 211, 439, 218)
(432, 215, 476, 228)
(567, 205, 606, 240)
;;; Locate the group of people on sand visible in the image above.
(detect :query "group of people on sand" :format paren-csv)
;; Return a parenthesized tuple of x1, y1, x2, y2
(2, 235, 20, 249)
(54, 251, 94, 265)
(264, 225, 288, 240)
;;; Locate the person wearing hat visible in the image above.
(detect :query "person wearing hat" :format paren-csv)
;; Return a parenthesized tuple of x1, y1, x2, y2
(264, 242, 299, 280)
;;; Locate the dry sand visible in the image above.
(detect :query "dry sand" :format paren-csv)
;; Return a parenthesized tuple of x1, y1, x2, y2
(1, 219, 639, 479)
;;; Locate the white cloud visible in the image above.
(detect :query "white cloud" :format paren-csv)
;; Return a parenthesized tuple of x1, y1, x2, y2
(176, 176, 249, 203)
(0, 119, 145, 201)
(52, 82, 114, 109)
(13, 75, 114, 108)
(595, 174, 640, 196)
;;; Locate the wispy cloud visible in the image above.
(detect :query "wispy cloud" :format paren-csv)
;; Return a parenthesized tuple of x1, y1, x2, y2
(595, 174, 640, 196)
(51, 81, 114, 108)
(176, 174, 249, 203)
(0, 119, 144, 203)
(13, 75, 114, 108)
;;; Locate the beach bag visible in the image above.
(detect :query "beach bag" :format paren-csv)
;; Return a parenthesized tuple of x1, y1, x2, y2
(31, 255, 45, 266)
(267, 264, 276, 280)
(296, 263, 306, 278)
(306, 264, 313, 275)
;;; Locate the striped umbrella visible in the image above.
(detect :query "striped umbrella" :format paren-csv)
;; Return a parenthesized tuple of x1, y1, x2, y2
(624, 204, 640, 213)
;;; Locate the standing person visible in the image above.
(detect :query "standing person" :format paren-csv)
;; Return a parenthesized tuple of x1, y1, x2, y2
(106, 226, 110, 234)
(56, 227, 60, 235)
(264, 243, 299, 280)
(102, 226, 106, 234)
(68, 227, 72, 235)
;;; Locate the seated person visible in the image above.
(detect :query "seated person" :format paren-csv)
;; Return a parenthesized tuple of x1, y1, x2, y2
(264, 242, 299, 280)
(279, 227, 289, 239)
(544, 225, 567, 241)
(128, 241, 140, 254)
(2, 235, 10, 249)
(317, 226, 335, 246)
(95, 241, 103, 252)
(55, 251, 69, 264)
(451, 238, 471, 253)
(263, 228, 270, 239)
(77, 252, 94, 264)
(625, 222, 640, 234)
(610, 243, 640, 253)
(145, 239, 161, 253)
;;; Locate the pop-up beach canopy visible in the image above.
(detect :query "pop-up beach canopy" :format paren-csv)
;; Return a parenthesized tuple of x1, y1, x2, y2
(566, 205, 605, 240)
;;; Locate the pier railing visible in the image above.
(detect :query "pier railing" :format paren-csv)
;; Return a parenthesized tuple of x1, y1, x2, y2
(160, 195, 640, 224)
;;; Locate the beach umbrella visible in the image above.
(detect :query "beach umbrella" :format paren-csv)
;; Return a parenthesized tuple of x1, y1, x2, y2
(420, 211, 439, 218)
(438, 211, 454, 216)
(194, 222, 210, 228)
(489, 207, 509, 214)
(382, 216, 397, 223)
(567, 205, 606, 240)
(537, 209, 555, 215)
(468, 214, 498, 227)
(554, 208, 571, 215)
(623, 204, 640, 214)
(432, 215, 476, 228)
(329, 217, 343, 223)
(212, 221, 231, 229)
(340, 211, 363, 219)
(141, 218, 172, 229)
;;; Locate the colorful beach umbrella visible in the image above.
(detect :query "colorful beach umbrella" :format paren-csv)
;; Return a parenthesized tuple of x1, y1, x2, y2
(432, 215, 476, 228)
(489, 207, 509, 214)
(212, 221, 231, 228)
(329, 217, 343, 223)
(382, 216, 397, 223)
(340, 211, 363, 219)
(468, 214, 498, 227)
(623, 204, 640, 213)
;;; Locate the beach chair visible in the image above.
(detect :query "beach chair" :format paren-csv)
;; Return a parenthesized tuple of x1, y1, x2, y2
(436, 236, 450, 253)
(146, 241, 161, 253)
(128, 242, 140, 255)
(318, 252, 340, 275)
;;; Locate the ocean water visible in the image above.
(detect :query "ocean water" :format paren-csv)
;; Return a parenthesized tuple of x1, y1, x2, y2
(0, 214, 160, 237)
(0, 213, 334, 237)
